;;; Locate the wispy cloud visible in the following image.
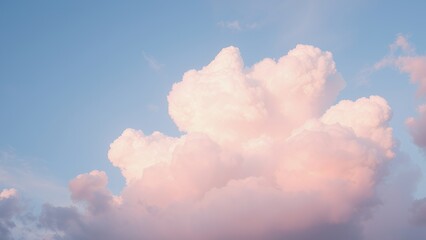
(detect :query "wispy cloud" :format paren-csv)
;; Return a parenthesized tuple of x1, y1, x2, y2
(142, 52, 163, 71)
(374, 34, 416, 71)
(358, 34, 418, 87)
(217, 20, 259, 31)
(146, 103, 159, 112)
(218, 20, 242, 31)
(371, 35, 426, 152)
(0, 150, 70, 239)
(0, 150, 69, 205)
(378, 35, 426, 95)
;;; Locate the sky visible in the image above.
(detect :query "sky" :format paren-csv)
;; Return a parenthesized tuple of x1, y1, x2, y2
(1, 0, 426, 239)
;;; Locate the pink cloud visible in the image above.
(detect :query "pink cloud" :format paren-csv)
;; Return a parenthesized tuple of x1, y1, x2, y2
(108, 129, 179, 183)
(396, 56, 426, 95)
(390, 34, 415, 53)
(407, 104, 426, 149)
(168, 45, 344, 145)
(69, 170, 119, 215)
(376, 36, 426, 150)
(39, 44, 400, 239)
(0, 188, 16, 200)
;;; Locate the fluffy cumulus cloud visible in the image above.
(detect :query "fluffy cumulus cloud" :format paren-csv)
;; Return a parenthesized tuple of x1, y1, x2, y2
(39, 44, 403, 239)
(69, 170, 121, 214)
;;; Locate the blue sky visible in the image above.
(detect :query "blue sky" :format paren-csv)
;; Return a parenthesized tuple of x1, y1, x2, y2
(1, 1, 426, 238)
(1, 0, 426, 198)
(0, 1, 426, 195)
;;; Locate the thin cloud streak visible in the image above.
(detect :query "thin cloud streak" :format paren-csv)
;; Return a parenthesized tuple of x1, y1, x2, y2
(143, 52, 163, 71)
(217, 20, 259, 31)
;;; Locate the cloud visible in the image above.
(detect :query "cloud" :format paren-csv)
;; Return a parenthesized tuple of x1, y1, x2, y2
(168, 45, 345, 145)
(218, 20, 242, 31)
(375, 35, 426, 95)
(146, 103, 159, 112)
(0, 188, 57, 240)
(390, 34, 415, 54)
(217, 20, 259, 31)
(0, 188, 16, 200)
(108, 129, 179, 183)
(407, 104, 426, 150)
(396, 55, 426, 95)
(0, 150, 69, 205)
(375, 35, 426, 151)
(0, 188, 19, 240)
(142, 52, 163, 71)
(35, 44, 408, 239)
(39, 204, 83, 240)
(361, 153, 426, 240)
(412, 198, 426, 226)
(69, 170, 120, 215)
